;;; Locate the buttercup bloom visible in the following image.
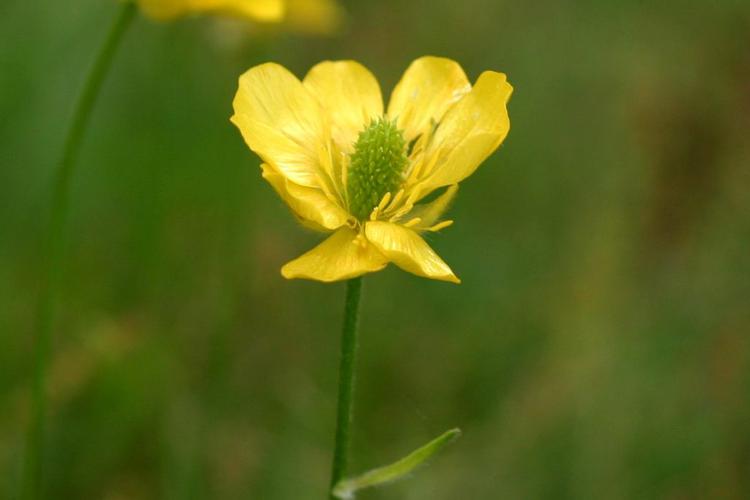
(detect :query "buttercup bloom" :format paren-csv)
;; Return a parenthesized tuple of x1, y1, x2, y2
(136, 0, 284, 21)
(282, 0, 343, 35)
(135, 0, 343, 33)
(231, 57, 512, 283)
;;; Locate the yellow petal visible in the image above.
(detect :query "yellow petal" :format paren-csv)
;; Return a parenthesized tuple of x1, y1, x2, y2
(219, 0, 285, 21)
(407, 184, 459, 230)
(365, 221, 460, 283)
(412, 71, 512, 200)
(261, 164, 350, 231)
(386, 57, 471, 143)
(282, 227, 388, 282)
(137, 0, 284, 21)
(284, 0, 345, 35)
(231, 63, 332, 190)
(303, 60, 383, 154)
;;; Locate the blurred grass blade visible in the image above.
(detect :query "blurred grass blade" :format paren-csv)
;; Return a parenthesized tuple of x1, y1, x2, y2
(23, 3, 136, 499)
(332, 428, 461, 499)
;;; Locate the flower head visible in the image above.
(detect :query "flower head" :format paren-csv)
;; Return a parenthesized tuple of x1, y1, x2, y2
(282, 0, 344, 35)
(135, 0, 344, 34)
(136, 0, 285, 21)
(231, 57, 512, 283)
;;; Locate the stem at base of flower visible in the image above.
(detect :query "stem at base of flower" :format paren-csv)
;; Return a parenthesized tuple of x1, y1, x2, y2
(22, 3, 136, 499)
(329, 277, 363, 499)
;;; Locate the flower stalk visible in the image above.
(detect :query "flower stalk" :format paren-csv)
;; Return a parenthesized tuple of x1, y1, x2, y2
(23, 3, 136, 499)
(329, 277, 363, 498)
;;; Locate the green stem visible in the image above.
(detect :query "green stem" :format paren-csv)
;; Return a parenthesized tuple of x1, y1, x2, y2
(22, 4, 136, 499)
(329, 277, 363, 499)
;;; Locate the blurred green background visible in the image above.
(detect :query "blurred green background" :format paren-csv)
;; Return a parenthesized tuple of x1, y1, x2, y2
(2, 0, 750, 498)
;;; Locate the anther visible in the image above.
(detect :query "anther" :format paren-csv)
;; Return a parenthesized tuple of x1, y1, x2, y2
(377, 192, 392, 212)
(403, 217, 422, 228)
(427, 220, 454, 232)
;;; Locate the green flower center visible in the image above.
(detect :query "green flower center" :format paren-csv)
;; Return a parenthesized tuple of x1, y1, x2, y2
(347, 117, 408, 221)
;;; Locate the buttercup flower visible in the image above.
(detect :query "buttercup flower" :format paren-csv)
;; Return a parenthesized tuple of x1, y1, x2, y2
(136, 0, 285, 21)
(282, 0, 343, 35)
(231, 57, 512, 283)
(135, 0, 343, 33)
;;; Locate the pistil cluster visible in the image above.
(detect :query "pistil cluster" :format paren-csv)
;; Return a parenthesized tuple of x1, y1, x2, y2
(347, 117, 408, 221)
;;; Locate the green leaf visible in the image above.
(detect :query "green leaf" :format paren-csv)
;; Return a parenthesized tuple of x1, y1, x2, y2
(332, 428, 461, 499)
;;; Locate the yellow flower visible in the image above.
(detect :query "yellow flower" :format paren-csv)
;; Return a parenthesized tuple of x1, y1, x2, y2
(282, 0, 343, 35)
(135, 0, 284, 21)
(134, 0, 344, 33)
(231, 57, 512, 283)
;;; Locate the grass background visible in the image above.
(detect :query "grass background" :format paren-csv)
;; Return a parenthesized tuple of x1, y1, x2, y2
(2, 0, 750, 498)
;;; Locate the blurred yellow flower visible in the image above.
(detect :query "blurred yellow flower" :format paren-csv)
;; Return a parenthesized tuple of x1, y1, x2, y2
(134, 0, 344, 33)
(283, 0, 343, 35)
(136, 0, 284, 21)
(231, 57, 512, 283)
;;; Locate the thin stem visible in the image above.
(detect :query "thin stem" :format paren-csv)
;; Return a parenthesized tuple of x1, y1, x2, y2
(22, 3, 136, 499)
(329, 277, 363, 498)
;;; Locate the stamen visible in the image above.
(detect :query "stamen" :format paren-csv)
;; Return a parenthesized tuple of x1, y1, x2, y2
(403, 217, 422, 228)
(315, 173, 337, 202)
(340, 151, 349, 191)
(409, 149, 440, 184)
(385, 189, 405, 213)
(426, 220, 454, 232)
(377, 192, 392, 212)
(390, 202, 414, 221)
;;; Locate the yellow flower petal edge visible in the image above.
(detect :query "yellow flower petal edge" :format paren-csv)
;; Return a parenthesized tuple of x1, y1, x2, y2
(134, 0, 344, 34)
(409, 71, 513, 202)
(231, 63, 335, 191)
(261, 164, 350, 231)
(231, 57, 512, 284)
(136, 0, 285, 21)
(365, 221, 460, 283)
(283, 0, 345, 35)
(282, 227, 388, 282)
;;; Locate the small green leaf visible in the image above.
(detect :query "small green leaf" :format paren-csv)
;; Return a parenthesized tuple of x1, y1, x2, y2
(332, 428, 461, 499)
